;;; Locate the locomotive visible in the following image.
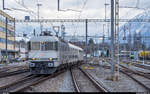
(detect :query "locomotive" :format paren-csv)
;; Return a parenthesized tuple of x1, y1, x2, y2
(28, 31, 84, 74)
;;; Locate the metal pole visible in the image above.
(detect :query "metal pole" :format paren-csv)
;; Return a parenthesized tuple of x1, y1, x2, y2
(14, 18, 16, 58)
(111, 0, 115, 76)
(142, 38, 145, 65)
(58, 0, 60, 11)
(102, 24, 105, 62)
(37, 3, 42, 32)
(104, 2, 109, 41)
(85, 19, 88, 63)
(3, 0, 5, 10)
(33, 29, 36, 36)
(37, 4, 40, 21)
(5, 17, 8, 63)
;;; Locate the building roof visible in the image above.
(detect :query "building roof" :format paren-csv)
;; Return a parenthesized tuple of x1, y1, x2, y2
(0, 9, 14, 21)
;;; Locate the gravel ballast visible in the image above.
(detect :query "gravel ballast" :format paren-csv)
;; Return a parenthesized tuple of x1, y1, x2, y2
(0, 72, 30, 87)
(25, 70, 74, 92)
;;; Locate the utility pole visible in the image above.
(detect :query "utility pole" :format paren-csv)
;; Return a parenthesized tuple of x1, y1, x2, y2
(37, 3, 42, 21)
(3, 0, 5, 10)
(33, 29, 36, 36)
(58, 0, 60, 11)
(5, 17, 8, 64)
(142, 37, 145, 65)
(123, 25, 126, 51)
(115, 0, 119, 81)
(104, 2, 110, 40)
(111, 0, 119, 81)
(102, 24, 105, 62)
(37, 3, 42, 32)
(85, 19, 88, 64)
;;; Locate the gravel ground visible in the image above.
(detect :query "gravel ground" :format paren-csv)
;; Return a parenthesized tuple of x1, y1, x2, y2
(72, 68, 99, 92)
(25, 70, 74, 92)
(0, 72, 30, 87)
(81, 64, 148, 92)
(59, 70, 75, 92)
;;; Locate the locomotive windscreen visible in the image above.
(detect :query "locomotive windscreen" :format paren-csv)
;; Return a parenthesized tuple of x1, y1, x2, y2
(31, 42, 40, 50)
(31, 42, 58, 51)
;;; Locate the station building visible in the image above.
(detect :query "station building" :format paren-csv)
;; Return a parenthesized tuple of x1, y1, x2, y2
(0, 9, 16, 59)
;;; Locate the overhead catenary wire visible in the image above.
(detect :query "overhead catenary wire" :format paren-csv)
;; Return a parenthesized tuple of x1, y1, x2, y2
(12, 0, 37, 17)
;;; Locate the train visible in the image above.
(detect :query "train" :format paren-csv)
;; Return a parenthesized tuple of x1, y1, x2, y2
(119, 50, 150, 60)
(139, 51, 150, 60)
(28, 31, 84, 74)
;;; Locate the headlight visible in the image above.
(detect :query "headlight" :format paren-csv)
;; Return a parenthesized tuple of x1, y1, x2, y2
(32, 58, 36, 60)
(29, 63, 35, 67)
(48, 63, 53, 67)
(49, 58, 53, 61)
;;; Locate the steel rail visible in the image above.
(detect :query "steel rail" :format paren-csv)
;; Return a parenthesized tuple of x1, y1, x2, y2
(103, 59, 150, 79)
(0, 69, 29, 78)
(0, 68, 67, 92)
(70, 68, 81, 92)
(15, 69, 66, 92)
(133, 64, 150, 71)
(79, 67, 109, 92)
(97, 64, 150, 91)
(120, 69, 150, 91)
(119, 65, 150, 79)
(0, 74, 35, 92)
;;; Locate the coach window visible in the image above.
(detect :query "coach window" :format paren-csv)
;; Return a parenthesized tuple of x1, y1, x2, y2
(31, 42, 40, 50)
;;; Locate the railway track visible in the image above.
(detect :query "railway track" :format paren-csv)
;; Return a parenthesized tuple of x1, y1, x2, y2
(0, 69, 29, 78)
(104, 59, 150, 79)
(119, 65, 150, 79)
(70, 67, 109, 92)
(133, 64, 150, 71)
(96, 64, 150, 91)
(0, 69, 66, 92)
(120, 68, 150, 91)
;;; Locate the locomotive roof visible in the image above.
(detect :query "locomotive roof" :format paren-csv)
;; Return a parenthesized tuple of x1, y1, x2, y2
(30, 36, 59, 42)
(68, 43, 83, 51)
(30, 36, 83, 51)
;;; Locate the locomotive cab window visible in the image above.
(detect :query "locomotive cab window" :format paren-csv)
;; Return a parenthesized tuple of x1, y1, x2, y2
(45, 42, 58, 51)
(31, 42, 40, 50)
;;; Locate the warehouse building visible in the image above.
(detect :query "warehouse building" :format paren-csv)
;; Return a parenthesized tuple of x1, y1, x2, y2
(0, 9, 16, 60)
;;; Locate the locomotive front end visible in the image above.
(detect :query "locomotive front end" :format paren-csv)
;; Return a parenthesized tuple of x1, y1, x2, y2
(28, 34, 59, 74)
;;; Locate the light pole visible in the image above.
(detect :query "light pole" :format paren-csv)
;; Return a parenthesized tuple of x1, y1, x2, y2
(37, 3, 42, 32)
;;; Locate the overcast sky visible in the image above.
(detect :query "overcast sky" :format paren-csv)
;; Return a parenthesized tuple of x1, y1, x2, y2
(0, 0, 149, 19)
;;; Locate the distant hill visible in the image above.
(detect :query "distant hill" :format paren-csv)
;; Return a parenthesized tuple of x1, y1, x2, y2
(119, 9, 150, 48)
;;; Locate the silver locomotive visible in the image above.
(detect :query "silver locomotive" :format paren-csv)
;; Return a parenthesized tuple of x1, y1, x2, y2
(28, 31, 84, 74)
